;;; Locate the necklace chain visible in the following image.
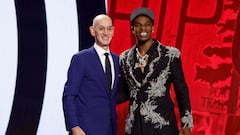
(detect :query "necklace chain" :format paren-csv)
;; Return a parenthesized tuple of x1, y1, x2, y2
(136, 48, 148, 67)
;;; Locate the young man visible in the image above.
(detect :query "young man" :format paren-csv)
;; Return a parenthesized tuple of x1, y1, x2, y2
(63, 14, 119, 135)
(118, 7, 193, 135)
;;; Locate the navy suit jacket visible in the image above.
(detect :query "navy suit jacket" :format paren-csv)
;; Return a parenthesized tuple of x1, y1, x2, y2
(63, 46, 119, 135)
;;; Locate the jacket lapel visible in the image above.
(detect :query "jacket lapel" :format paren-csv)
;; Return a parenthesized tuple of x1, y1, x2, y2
(90, 47, 110, 95)
(111, 53, 119, 96)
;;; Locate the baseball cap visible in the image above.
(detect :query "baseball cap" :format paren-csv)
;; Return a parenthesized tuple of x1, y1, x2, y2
(130, 7, 154, 24)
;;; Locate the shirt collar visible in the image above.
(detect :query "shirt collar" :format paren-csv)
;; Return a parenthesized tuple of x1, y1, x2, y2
(94, 43, 110, 56)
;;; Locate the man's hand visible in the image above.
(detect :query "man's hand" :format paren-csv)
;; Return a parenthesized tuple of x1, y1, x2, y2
(179, 127, 191, 135)
(71, 126, 86, 135)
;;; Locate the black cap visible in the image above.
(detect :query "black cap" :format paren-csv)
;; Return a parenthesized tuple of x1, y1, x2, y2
(130, 7, 154, 23)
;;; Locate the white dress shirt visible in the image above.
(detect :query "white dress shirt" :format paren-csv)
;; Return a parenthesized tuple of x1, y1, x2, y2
(94, 43, 115, 89)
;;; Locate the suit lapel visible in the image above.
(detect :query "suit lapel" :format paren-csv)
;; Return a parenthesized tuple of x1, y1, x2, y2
(90, 47, 110, 93)
(111, 53, 119, 96)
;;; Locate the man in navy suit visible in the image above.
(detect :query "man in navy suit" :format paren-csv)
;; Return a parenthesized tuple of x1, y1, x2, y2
(62, 14, 119, 135)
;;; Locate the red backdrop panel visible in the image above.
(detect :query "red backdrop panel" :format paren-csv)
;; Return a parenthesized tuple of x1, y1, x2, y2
(108, 0, 240, 135)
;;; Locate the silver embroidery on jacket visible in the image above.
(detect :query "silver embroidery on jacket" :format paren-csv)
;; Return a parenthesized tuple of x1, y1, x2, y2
(121, 42, 191, 134)
(146, 65, 170, 98)
(140, 99, 170, 129)
(125, 101, 138, 134)
(182, 110, 193, 129)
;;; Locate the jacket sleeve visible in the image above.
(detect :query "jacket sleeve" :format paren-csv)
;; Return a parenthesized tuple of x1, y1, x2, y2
(116, 57, 130, 104)
(171, 53, 193, 130)
(62, 54, 83, 131)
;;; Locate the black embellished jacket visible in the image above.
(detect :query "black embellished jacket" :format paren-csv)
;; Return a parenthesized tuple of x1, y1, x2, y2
(118, 39, 193, 135)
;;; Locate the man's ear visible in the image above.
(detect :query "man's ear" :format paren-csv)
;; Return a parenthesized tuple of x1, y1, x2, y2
(131, 26, 135, 34)
(89, 26, 95, 36)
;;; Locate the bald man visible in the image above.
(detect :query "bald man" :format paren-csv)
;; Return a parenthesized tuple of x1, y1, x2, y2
(63, 14, 119, 135)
